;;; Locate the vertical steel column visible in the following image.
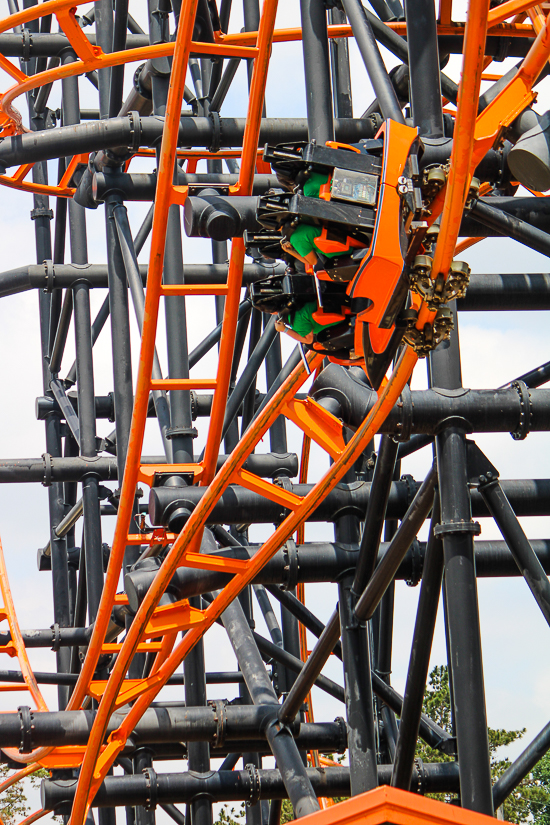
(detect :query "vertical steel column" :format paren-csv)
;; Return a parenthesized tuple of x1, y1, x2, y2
(134, 749, 155, 825)
(336, 459, 378, 795)
(328, 6, 353, 118)
(300, 0, 334, 144)
(391, 495, 443, 789)
(404, 0, 444, 136)
(105, 194, 134, 484)
(61, 53, 104, 631)
(429, 309, 494, 815)
(184, 595, 212, 825)
(94, 0, 114, 119)
(238, 584, 263, 825)
(338, 569, 378, 793)
(31, 130, 71, 709)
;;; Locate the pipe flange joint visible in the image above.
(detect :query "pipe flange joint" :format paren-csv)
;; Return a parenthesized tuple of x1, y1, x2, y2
(17, 706, 34, 754)
(142, 766, 158, 810)
(50, 622, 61, 652)
(127, 111, 142, 155)
(400, 473, 416, 510)
(244, 763, 261, 807)
(21, 28, 32, 62)
(511, 380, 532, 441)
(411, 757, 424, 794)
(405, 538, 422, 587)
(434, 520, 481, 537)
(394, 384, 413, 442)
(41, 453, 53, 487)
(209, 111, 222, 153)
(334, 716, 347, 752)
(281, 538, 299, 591)
(208, 699, 227, 748)
(43, 260, 55, 293)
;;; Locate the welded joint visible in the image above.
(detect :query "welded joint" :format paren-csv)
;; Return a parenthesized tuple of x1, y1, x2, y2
(17, 705, 34, 754)
(511, 380, 532, 441)
(244, 763, 261, 807)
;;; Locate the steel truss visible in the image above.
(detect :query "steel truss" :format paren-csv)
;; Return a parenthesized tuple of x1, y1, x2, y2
(0, 0, 550, 824)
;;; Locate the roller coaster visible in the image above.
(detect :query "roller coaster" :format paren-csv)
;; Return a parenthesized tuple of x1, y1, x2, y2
(0, 0, 550, 824)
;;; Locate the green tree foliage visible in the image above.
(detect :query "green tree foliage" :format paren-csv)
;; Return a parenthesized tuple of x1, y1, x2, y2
(214, 666, 550, 825)
(417, 665, 550, 823)
(0, 766, 51, 824)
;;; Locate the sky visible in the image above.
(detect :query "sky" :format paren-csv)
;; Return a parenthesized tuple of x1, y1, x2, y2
(0, 0, 550, 821)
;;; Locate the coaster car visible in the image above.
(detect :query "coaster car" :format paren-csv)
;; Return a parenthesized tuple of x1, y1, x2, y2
(250, 271, 356, 364)
(256, 123, 425, 388)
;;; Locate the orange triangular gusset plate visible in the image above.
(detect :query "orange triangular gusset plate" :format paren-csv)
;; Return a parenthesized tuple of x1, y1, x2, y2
(298, 786, 508, 825)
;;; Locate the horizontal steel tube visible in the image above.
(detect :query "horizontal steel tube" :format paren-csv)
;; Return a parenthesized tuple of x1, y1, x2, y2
(457, 273, 550, 311)
(42, 763, 460, 810)
(4, 267, 549, 310)
(0, 117, 379, 170)
(460, 196, 550, 238)
(0, 670, 245, 686)
(124, 538, 550, 610)
(309, 368, 550, 434)
(0, 31, 533, 59)
(0, 452, 297, 483)
(93, 172, 278, 202)
(0, 704, 344, 750)
(146, 478, 550, 533)
(0, 262, 279, 299)
(0, 456, 118, 484)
